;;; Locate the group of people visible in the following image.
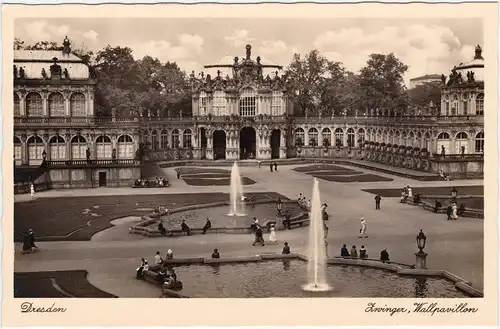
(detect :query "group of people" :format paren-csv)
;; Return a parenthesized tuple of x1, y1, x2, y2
(339, 244, 390, 262)
(136, 252, 179, 287)
(446, 202, 465, 220)
(297, 193, 311, 210)
(133, 177, 169, 188)
(439, 169, 451, 181)
(158, 219, 194, 236)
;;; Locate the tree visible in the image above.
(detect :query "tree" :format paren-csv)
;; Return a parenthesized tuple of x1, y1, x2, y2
(14, 38, 25, 50)
(408, 80, 442, 109)
(284, 50, 332, 116)
(357, 53, 409, 114)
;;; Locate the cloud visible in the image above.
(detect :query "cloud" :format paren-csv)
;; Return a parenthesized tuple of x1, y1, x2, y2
(23, 21, 51, 40)
(258, 40, 288, 57)
(224, 29, 254, 47)
(82, 30, 99, 42)
(48, 24, 70, 37)
(313, 24, 477, 84)
(129, 33, 204, 62)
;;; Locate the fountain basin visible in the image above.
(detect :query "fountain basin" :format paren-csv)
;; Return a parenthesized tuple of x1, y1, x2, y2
(157, 259, 471, 298)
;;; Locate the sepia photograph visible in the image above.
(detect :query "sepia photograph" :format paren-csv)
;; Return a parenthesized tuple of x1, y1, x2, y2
(3, 2, 498, 327)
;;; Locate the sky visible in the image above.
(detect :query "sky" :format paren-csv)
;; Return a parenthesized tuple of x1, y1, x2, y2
(15, 17, 483, 85)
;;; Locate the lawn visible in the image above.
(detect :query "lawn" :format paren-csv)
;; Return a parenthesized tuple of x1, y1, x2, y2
(179, 167, 229, 175)
(183, 177, 256, 186)
(14, 270, 116, 298)
(315, 174, 393, 183)
(14, 192, 283, 241)
(293, 165, 353, 173)
(362, 186, 484, 198)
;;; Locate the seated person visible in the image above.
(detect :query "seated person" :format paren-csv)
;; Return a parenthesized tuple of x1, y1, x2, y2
(156, 267, 167, 284)
(340, 244, 350, 258)
(158, 178, 164, 187)
(380, 249, 390, 263)
(458, 203, 466, 216)
(165, 249, 174, 260)
(282, 242, 291, 254)
(434, 200, 442, 213)
(413, 193, 422, 204)
(241, 195, 248, 202)
(211, 248, 220, 258)
(202, 218, 212, 234)
(158, 221, 167, 236)
(134, 179, 141, 187)
(181, 220, 191, 236)
(162, 178, 168, 186)
(136, 259, 148, 279)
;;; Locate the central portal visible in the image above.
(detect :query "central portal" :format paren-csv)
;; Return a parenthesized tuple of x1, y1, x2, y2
(240, 126, 256, 159)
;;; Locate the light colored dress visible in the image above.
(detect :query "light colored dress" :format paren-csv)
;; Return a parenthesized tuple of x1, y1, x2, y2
(269, 227, 277, 243)
(408, 188, 413, 198)
(30, 184, 35, 198)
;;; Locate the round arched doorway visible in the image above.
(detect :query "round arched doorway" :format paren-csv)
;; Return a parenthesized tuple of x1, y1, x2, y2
(240, 126, 256, 159)
(270, 129, 281, 159)
(213, 130, 226, 160)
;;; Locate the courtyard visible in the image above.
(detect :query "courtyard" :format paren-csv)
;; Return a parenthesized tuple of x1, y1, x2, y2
(14, 162, 484, 298)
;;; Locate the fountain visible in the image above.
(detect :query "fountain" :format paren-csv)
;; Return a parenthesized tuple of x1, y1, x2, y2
(302, 178, 332, 292)
(227, 162, 246, 216)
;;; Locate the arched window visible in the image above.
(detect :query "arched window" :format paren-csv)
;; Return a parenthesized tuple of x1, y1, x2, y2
(358, 128, 365, 145)
(347, 128, 355, 147)
(183, 129, 192, 148)
(462, 93, 469, 115)
(475, 131, 484, 153)
(50, 135, 66, 160)
(70, 93, 86, 116)
(322, 128, 332, 147)
(239, 88, 257, 117)
(171, 129, 180, 148)
(27, 135, 44, 165)
(475, 94, 484, 115)
(395, 131, 401, 145)
(14, 93, 20, 116)
(437, 132, 451, 154)
(424, 132, 430, 150)
(402, 131, 408, 146)
(308, 128, 318, 147)
(71, 135, 87, 160)
(382, 130, 388, 143)
(199, 91, 208, 115)
(416, 132, 422, 148)
(271, 91, 283, 116)
(117, 135, 134, 159)
(143, 131, 150, 150)
(48, 92, 65, 117)
(14, 136, 22, 164)
(443, 95, 450, 115)
(376, 129, 382, 143)
(370, 129, 375, 142)
(294, 128, 305, 147)
(213, 91, 226, 116)
(455, 132, 469, 154)
(335, 128, 344, 146)
(451, 94, 459, 115)
(388, 130, 394, 144)
(26, 92, 43, 117)
(96, 135, 112, 159)
(160, 129, 169, 149)
(151, 130, 158, 151)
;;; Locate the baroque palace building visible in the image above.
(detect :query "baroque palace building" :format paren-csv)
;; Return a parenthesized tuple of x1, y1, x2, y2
(13, 39, 484, 190)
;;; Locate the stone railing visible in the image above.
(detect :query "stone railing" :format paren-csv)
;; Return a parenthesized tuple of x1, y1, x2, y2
(45, 159, 140, 168)
(144, 149, 194, 162)
(293, 114, 484, 125)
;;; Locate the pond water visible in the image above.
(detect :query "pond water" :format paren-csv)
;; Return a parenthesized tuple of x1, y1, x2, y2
(171, 260, 468, 298)
(150, 203, 303, 229)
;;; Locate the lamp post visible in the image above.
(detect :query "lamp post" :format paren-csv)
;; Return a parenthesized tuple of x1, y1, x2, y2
(415, 229, 428, 269)
(276, 198, 283, 215)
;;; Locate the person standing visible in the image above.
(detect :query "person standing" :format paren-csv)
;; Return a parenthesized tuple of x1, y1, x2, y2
(269, 224, 277, 244)
(274, 163, 278, 171)
(30, 183, 35, 199)
(374, 194, 381, 210)
(269, 163, 273, 172)
(451, 202, 458, 220)
(359, 217, 368, 238)
(252, 226, 265, 246)
(446, 204, 453, 220)
(380, 249, 390, 263)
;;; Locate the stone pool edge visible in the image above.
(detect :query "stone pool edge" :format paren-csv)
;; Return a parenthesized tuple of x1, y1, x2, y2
(141, 253, 483, 298)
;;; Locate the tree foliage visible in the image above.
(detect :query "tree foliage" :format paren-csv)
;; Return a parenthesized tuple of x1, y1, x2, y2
(408, 80, 442, 109)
